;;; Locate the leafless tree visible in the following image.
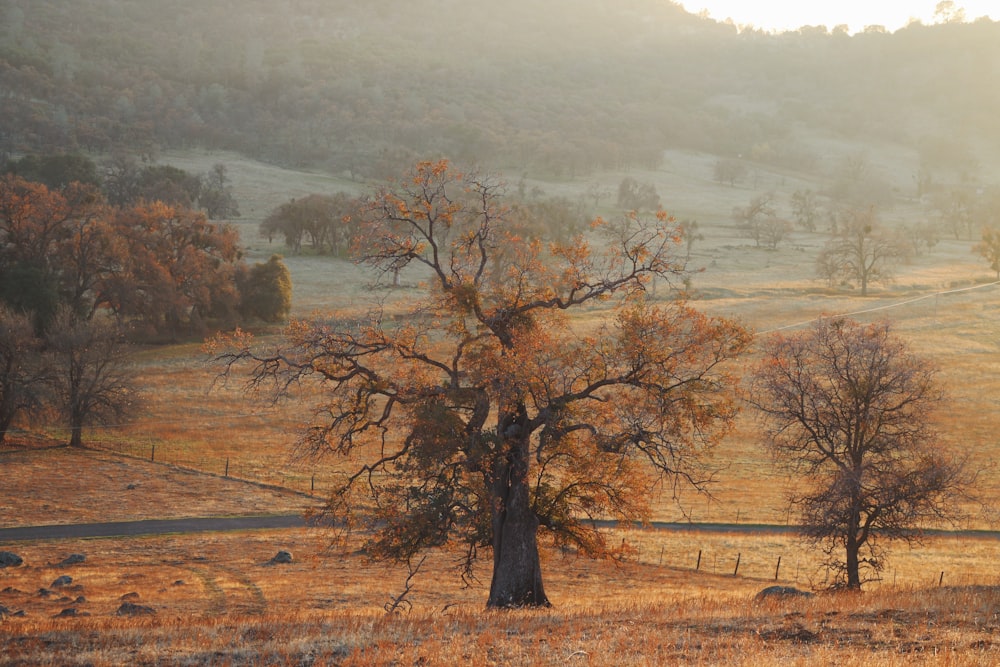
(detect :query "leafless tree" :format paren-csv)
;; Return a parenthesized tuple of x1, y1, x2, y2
(0, 306, 44, 444)
(816, 207, 908, 296)
(747, 317, 974, 589)
(45, 309, 139, 447)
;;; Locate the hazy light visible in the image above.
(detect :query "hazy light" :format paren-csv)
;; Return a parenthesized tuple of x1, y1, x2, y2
(680, 1, 999, 33)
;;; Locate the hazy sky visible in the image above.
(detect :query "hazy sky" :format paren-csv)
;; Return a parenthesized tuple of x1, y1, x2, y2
(680, 1, 999, 33)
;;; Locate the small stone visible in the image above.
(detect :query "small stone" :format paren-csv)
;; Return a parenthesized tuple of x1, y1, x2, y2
(120, 592, 140, 601)
(116, 602, 155, 616)
(755, 585, 815, 601)
(0, 552, 23, 568)
(59, 554, 86, 567)
(51, 576, 73, 588)
(271, 550, 293, 564)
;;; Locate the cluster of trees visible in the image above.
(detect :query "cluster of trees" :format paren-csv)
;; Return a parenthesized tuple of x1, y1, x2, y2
(3, 2, 998, 178)
(0, 162, 290, 446)
(5, 153, 239, 219)
(260, 188, 590, 258)
(216, 161, 972, 605)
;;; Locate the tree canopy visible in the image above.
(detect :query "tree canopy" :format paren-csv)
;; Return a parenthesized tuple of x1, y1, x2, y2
(214, 160, 751, 607)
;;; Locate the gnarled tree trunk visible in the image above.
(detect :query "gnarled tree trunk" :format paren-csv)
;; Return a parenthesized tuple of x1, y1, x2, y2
(486, 426, 549, 608)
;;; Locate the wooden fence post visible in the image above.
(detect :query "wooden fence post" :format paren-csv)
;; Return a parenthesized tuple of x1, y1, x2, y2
(696, 549, 702, 571)
(774, 556, 782, 581)
(733, 553, 741, 576)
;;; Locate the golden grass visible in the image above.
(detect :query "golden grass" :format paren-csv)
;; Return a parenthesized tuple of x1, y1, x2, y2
(3, 525, 1000, 665)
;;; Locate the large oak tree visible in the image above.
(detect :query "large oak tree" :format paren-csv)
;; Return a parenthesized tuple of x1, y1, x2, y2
(214, 161, 751, 607)
(748, 317, 972, 589)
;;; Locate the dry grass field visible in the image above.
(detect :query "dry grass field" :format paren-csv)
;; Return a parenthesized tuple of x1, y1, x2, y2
(4, 146, 1000, 664)
(3, 448, 1000, 665)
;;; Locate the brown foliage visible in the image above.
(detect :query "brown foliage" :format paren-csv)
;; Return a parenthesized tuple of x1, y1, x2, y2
(215, 160, 752, 607)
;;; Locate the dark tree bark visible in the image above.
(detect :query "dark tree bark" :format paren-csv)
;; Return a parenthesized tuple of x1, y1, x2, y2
(487, 423, 549, 608)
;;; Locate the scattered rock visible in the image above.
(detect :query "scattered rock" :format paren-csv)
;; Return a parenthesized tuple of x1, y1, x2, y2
(37, 588, 53, 598)
(758, 624, 819, 643)
(59, 554, 86, 567)
(51, 576, 73, 588)
(126, 483, 138, 490)
(0, 604, 10, 616)
(2, 587, 24, 594)
(120, 592, 140, 601)
(55, 608, 88, 618)
(0, 552, 23, 568)
(172, 580, 185, 586)
(116, 602, 155, 617)
(74, 596, 86, 604)
(271, 550, 293, 564)
(755, 586, 815, 601)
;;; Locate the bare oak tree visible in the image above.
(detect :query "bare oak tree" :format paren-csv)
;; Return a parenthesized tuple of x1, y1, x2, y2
(0, 306, 43, 444)
(748, 318, 972, 589)
(816, 207, 908, 296)
(213, 160, 751, 608)
(45, 309, 138, 447)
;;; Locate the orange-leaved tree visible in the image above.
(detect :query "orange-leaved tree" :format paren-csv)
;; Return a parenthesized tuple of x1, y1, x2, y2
(212, 161, 751, 608)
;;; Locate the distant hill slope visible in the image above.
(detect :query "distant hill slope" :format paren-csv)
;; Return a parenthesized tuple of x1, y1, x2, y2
(1, 1, 997, 179)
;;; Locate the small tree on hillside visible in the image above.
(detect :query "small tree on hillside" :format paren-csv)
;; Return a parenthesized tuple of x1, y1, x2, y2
(198, 163, 240, 220)
(45, 310, 138, 447)
(239, 255, 292, 323)
(748, 317, 972, 589)
(732, 193, 778, 247)
(816, 207, 908, 296)
(616, 177, 661, 211)
(973, 227, 1000, 279)
(213, 160, 752, 608)
(790, 189, 821, 232)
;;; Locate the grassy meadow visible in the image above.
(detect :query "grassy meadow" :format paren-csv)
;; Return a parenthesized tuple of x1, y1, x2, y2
(4, 145, 1000, 664)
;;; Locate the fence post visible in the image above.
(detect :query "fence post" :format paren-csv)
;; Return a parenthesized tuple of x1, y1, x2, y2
(733, 553, 741, 576)
(696, 549, 702, 571)
(225, 458, 229, 477)
(939, 571, 944, 587)
(659, 546, 664, 566)
(774, 556, 782, 581)
(151, 444, 155, 462)
(311, 475, 315, 492)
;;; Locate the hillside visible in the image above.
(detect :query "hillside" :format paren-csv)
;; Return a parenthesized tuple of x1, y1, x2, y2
(2, 1, 998, 182)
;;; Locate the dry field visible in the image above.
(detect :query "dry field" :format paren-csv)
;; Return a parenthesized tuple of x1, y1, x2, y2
(3, 448, 1000, 665)
(5, 146, 1000, 664)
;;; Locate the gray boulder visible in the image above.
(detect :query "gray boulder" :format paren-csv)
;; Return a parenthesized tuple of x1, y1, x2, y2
(59, 554, 86, 567)
(116, 602, 155, 616)
(271, 550, 293, 564)
(755, 585, 815, 601)
(51, 576, 73, 588)
(0, 552, 23, 568)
